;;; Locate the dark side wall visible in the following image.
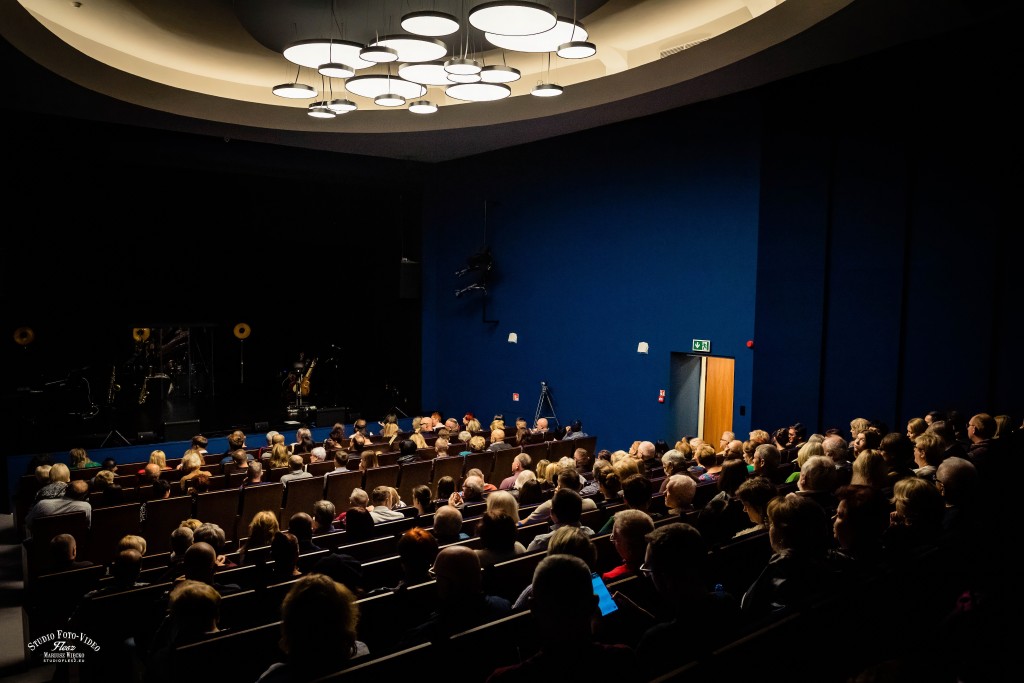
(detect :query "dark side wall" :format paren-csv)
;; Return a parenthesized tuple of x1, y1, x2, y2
(753, 19, 1021, 437)
(421, 19, 1022, 449)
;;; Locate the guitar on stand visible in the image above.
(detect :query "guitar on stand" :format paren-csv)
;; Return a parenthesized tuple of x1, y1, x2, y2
(293, 358, 316, 407)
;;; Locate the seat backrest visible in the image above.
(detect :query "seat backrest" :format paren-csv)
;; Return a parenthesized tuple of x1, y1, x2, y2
(86, 502, 143, 566)
(431, 456, 464, 487)
(24, 511, 91, 581)
(307, 461, 335, 477)
(141, 495, 195, 555)
(325, 470, 365, 508)
(335, 535, 398, 562)
(548, 438, 576, 462)
(264, 466, 289, 483)
(397, 460, 433, 506)
(482, 551, 546, 602)
(522, 441, 549, 464)
(316, 643, 433, 680)
(238, 483, 285, 538)
(172, 620, 283, 682)
(194, 489, 242, 542)
(281, 476, 326, 522)
(488, 447, 521, 487)
(462, 451, 495, 482)
(446, 610, 540, 680)
(362, 465, 400, 493)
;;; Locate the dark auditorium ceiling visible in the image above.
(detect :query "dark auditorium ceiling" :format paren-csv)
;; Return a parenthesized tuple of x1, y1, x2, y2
(0, 0, 1011, 163)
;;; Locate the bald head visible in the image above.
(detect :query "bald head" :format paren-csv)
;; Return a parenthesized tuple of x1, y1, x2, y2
(431, 545, 481, 599)
(637, 441, 656, 460)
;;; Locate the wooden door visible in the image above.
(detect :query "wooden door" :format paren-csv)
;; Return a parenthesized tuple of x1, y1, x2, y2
(702, 356, 734, 443)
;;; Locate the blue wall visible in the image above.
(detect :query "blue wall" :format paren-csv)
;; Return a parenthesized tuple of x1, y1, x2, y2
(421, 96, 763, 452)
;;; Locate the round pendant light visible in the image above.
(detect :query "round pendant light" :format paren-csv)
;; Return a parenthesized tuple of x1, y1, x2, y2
(360, 45, 399, 63)
(531, 83, 563, 97)
(375, 93, 407, 107)
(402, 11, 460, 37)
(327, 98, 358, 113)
(448, 72, 482, 84)
(469, 2, 557, 36)
(480, 65, 522, 83)
(284, 40, 374, 70)
(319, 62, 356, 78)
(346, 75, 426, 100)
(446, 82, 512, 102)
(372, 35, 448, 63)
(307, 102, 337, 118)
(444, 57, 481, 75)
(272, 82, 316, 99)
(557, 41, 597, 59)
(408, 100, 439, 114)
(399, 61, 451, 86)
(486, 18, 587, 53)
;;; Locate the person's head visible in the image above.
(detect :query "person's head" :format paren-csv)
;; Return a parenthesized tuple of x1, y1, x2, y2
(397, 527, 438, 582)
(359, 450, 379, 472)
(312, 500, 336, 532)
(477, 510, 519, 552)
(610, 509, 654, 566)
(118, 533, 147, 555)
(612, 456, 640, 482)
(849, 418, 872, 439)
(851, 449, 888, 489)
(266, 443, 289, 468)
(798, 455, 839, 493)
(349, 488, 369, 507)
(469, 435, 487, 452)
(595, 462, 622, 499)
(445, 418, 460, 432)
(279, 574, 361, 666)
(934, 456, 977, 507)
(534, 417, 549, 432)
(832, 485, 889, 553)
(549, 488, 583, 526)
(924, 411, 946, 426)
(966, 413, 996, 442)
(69, 447, 91, 468)
(435, 476, 456, 500)
(49, 463, 71, 483)
(49, 533, 78, 566)
(736, 476, 777, 525)
(431, 545, 482, 602)
(748, 429, 771, 445)
(266, 430, 281, 446)
(183, 542, 218, 584)
(767, 494, 831, 556)
(286, 454, 304, 472)
(246, 510, 280, 547)
(528, 555, 598, 640)
(432, 504, 463, 539)
(463, 471, 486, 500)
(412, 485, 433, 514)
(146, 449, 167, 469)
(66, 479, 90, 501)
(192, 524, 226, 557)
(890, 477, 945, 533)
(517, 478, 544, 504)
(636, 441, 656, 462)
(878, 433, 915, 470)
(491, 428, 505, 444)
(289, 512, 314, 542)
(660, 449, 685, 476)
(554, 467, 582, 493)
(270, 531, 300, 571)
(994, 414, 1013, 438)
(180, 453, 202, 474)
(718, 459, 749, 495)
(795, 441, 825, 470)
(399, 439, 418, 457)
(485, 489, 520, 521)
(227, 430, 246, 450)
(695, 444, 717, 468)
(142, 462, 162, 482)
(309, 446, 327, 463)
(546, 525, 597, 570)
(243, 460, 263, 483)
(110, 548, 143, 584)
(753, 443, 781, 473)
(912, 433, 944, 468)
(34, 464, 52, 483)
(168, 580, 221, 640)
(906, 418, 928, 440)
(822, 434, 850, 464)
(344, 507, 374, 539)
(170, 525, 194, 559)
(228, 449, 248, 469)
(92, 468, 116, 490)
(662, 473, 695, 510)
(371, 485, 393, 509)
(851, 430, 882, 455)
(190, 435, 209, 452)
(620, 473, 652, 510)
(643, 523, 707, 603)
(184, 469, 212, 493)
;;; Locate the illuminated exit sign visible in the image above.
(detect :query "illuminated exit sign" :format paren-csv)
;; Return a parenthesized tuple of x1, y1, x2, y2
(692, 339, 711, 353)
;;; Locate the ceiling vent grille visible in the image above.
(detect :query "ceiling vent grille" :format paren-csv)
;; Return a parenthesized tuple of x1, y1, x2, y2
(660, 37, 711, 58)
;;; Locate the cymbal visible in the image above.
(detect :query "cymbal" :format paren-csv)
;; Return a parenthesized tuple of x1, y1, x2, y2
(133, 327, 152, 342)
(233, 322, 251, 340)
(13, 326, 35, 346)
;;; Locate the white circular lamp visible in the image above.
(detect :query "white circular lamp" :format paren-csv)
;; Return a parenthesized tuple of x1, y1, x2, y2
(469, 2, 557, 36)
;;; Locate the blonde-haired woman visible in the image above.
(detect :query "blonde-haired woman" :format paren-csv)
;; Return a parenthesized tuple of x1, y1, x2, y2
(485, 489, 520, 522)
(267, 443, 291, 469)
(239, 510, 280, 565)
(69, 447, 100, 470)
(149, 449, 171, 470)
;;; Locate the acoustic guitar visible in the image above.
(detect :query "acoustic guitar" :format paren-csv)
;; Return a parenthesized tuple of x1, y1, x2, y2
(296, 359, 316, 397)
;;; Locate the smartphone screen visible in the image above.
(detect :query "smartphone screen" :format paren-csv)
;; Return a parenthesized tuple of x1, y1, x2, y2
(591, 572, 619, 616)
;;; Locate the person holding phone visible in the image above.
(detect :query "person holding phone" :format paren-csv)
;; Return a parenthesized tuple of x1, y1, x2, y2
(486, 555, 639, 682)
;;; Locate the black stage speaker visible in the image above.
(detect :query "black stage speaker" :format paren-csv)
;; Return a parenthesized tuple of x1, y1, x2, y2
(164, 419, 200, 441)
(317, 406, 348, 428)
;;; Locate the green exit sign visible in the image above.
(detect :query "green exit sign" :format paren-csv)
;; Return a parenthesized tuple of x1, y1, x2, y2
(692, 339, 711, 353)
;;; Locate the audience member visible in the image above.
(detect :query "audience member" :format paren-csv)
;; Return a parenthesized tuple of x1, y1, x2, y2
(475, 511, 526, 567)
(432, 504, 469, 544)
(602, 509, 655, 582)
(487, 554, 637, 682)
(256, 574, 368, 682)
(526, 489, 594, 552)
(26, 479, 91, 537)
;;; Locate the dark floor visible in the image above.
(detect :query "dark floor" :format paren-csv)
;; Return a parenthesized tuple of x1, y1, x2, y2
(0, 513, 55, 682)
